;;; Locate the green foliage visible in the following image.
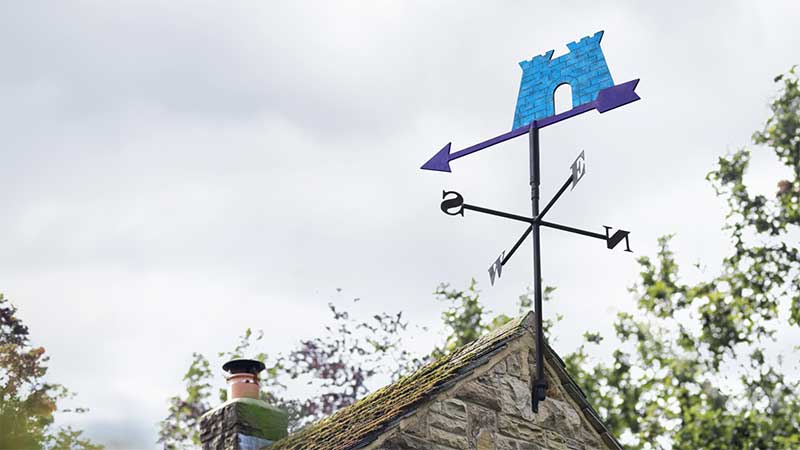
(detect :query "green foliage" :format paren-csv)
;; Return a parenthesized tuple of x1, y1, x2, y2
(497, 285, 561, 335)
(431, 279, 487, 357)
(48, 427, 104, 450)
(565, 67, 800, 449)
(432, 280, 559, 359)
(0, 293, 102, 450)
(158, 353, 214, 450)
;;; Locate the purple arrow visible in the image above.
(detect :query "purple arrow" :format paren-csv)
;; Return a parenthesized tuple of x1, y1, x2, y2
(421, 79, 640, 172)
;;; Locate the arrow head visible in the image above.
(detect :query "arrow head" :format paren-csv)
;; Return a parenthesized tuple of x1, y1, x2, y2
(421, 143, 452, 172)
(596, 79, 640, 113)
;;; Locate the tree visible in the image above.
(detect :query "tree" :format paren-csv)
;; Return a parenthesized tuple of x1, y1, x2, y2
(431, 279, 487, 358)
(159, 352, 214, 450)
(0, 293, 103, 450)
(564, 66, 800, 449)
(281, 304, 420, 422)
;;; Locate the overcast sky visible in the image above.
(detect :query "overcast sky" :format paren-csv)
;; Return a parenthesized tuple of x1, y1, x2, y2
(2, 1, 800, 448)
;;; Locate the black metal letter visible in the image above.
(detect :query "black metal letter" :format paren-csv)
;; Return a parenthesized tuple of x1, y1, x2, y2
(570, 150, 586, 190)
(604, 226, 632, 252)
(488, 252, 504, 285)
(441, 190, 464, 216)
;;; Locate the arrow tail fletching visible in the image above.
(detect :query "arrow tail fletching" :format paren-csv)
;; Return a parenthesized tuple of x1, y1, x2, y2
(596, 79, 640, 113)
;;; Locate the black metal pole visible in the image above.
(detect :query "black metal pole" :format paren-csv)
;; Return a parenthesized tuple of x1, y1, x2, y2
(529, 120, 547, 413)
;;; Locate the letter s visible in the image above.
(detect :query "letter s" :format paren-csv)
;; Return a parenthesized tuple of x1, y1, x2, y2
(441, 190, 464, 216)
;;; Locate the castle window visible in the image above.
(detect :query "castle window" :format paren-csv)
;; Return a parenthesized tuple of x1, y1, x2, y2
(553, 83, 573, 114)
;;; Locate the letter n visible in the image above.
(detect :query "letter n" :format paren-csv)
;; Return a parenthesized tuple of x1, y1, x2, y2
(603, 226, 632, 252)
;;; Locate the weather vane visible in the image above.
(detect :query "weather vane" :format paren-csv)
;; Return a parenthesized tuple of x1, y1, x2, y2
(421, 31, 640, 412)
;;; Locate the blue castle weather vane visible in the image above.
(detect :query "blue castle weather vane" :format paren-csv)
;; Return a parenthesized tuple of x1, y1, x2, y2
(421, 31, 641, 412)
(513, 31, 615, 128)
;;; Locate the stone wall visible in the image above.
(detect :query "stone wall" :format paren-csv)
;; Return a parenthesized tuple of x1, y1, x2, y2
(365, 337, 612, 450)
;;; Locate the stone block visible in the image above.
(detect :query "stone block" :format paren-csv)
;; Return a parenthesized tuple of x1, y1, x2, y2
(430, 426, 470, 450)
(545, 430, 568, 449)
(530, 399, 582, 434)
(455, 379, 501, 410)
(499, 374, 533, 421)
(399, 409, 429, 438)
(505, 352, 523, 378)
(429, 410, 467, 435)
(467, 401, 497, 436)
(492, 358, 507, 375)
(476, 430, 495, 450)
(497, 413, 545, 441)
(379, 432, 435, 450)
(441, 398, 468, 420)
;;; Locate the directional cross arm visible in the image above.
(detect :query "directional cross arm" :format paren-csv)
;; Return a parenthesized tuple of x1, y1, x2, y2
(539, 220, 633, 252)
(539, 220, 607, 240)
(440, 191, 534, 225)
(489, 224, 532, 286)
(538, 175, 573, 220)
(463, 204, 533, 225)
(488, 172, 578, 285)
(502, 225, 532, 267)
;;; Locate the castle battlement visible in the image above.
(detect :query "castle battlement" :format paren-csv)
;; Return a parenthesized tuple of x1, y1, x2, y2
(512, 31, 615, 129)
(566, 30, 604, 53)
(522, 50, 555, 71)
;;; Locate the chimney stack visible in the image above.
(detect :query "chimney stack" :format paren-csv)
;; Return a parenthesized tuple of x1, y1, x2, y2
(199, 359, 289, 450)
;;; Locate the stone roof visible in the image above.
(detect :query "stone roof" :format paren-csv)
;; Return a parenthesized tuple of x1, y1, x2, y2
(269, 312, 621, 450)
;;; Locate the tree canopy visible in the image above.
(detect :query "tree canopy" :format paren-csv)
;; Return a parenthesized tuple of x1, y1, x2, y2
(0, 293, 103, 450)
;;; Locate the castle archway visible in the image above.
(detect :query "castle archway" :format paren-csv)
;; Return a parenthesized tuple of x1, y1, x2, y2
(553, 82, 573, 115)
